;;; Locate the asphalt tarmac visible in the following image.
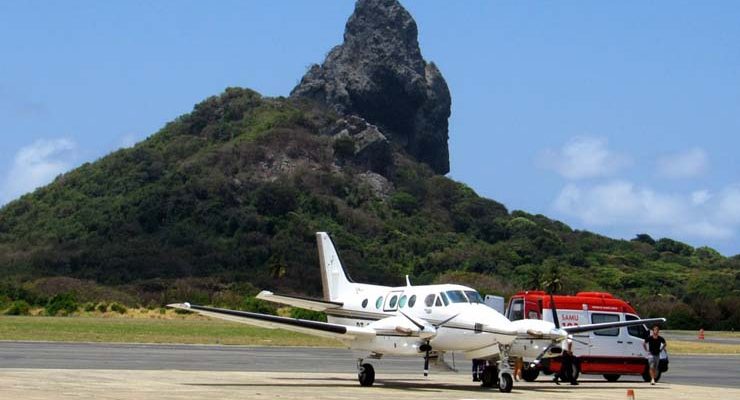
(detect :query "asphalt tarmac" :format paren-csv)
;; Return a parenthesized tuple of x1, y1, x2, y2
(1, 341, 738, 388)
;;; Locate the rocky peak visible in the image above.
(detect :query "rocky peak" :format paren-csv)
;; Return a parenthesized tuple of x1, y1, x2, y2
(291, 0, 451, 174)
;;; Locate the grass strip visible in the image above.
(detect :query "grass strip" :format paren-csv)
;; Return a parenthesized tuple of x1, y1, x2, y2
(0, 316, 341, 347)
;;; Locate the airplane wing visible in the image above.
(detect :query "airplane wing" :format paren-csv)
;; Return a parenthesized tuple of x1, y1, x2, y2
(167, 303, 374, 341)
(563, 317, 666, 334)
(256, 290, 343, 312)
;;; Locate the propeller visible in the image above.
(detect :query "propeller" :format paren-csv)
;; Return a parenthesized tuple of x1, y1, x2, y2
(399, 311, 459, 377)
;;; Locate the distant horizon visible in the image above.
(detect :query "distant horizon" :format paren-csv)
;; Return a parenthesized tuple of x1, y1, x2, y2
(1, 1, 738, 255)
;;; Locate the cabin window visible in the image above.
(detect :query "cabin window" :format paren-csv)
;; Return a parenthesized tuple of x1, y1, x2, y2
(508, 298, 524, 321)
(399, 295, 408, 308)
(375, 296, 383, 309)
(424, 294, 435, 307)
(626, 314, 648, 338)
(361, 298, 368, 308)
(465, 291, 484, 304)
(439, 292, 450, 306)
(592, 313, 620, 336)
(408, 295, 417, 308)
(434, 296, 443, 307)
(388, 295, 398, 309)
(445, 290, 468, 303)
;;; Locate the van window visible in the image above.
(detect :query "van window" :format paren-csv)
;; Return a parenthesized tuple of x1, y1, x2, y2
(626, 314, 648, 338)
(509, 298, 524, 321)
(592, 313, 620, 336)
(424, 294, 435, 307)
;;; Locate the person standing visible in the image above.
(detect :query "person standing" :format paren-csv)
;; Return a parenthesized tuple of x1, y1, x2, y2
(643, 324, 667, 385)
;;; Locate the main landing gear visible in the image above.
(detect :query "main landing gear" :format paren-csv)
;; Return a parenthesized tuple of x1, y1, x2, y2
(480, 344, 514, 393)
(357, 358, 375, 386)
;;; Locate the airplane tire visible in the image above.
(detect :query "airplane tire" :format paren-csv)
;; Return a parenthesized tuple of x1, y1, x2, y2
(604, 374, 620, 382)
(498, 372, 513, 393)
(358, 363, 375, 386)
(521, 367, 540, 382)
(481, 365, 497, 388)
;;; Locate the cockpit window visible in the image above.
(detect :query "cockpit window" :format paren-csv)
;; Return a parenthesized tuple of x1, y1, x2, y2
(439, 292, 450, 306)
(434, 296, 443, 307)
(465, 291, 484, 304)
(445, 290, 468, 303)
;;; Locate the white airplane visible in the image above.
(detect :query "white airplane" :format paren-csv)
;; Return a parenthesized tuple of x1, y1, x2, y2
(168, 232, 664, 392)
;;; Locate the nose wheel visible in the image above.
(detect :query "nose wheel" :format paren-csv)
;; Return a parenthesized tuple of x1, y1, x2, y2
(357, 359, 375, 386)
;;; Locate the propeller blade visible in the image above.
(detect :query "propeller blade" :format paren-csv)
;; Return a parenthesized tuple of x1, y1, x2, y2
(398, 311, 426, 331)
(423, 351, 430, 377)
(549, 292, 560, 329)
(434, 313, 459, 328)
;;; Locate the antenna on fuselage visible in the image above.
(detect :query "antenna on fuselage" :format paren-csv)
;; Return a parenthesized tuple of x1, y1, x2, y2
(405, 275, 411, 287)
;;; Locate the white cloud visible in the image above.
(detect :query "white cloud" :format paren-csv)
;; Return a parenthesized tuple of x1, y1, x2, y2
(540, 137, 630, 180)
(656, 147, 708, 179)
(691, 189, 711, 205)
(553, 180, 739, 241)
(1, 138, 76, 204)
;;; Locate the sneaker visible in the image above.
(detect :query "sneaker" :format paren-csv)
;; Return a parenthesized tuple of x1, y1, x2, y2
(553, 377, 560, 385)
(651, 379, 656, 385)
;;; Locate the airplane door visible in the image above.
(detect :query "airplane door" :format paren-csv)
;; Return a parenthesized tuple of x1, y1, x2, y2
(383, 291, 403, 312)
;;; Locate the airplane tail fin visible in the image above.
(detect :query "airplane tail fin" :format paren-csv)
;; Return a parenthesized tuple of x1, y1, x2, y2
(316, 232, 354, 302)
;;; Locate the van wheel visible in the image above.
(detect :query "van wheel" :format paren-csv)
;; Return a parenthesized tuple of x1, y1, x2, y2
(481, 365, 497, 388)
(604, 374, 620, 382)
(522, 366, 540, 382)
(642, 368, 661, 382)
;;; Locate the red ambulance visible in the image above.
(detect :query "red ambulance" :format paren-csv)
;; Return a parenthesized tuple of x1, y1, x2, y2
(505, 290, 669, 382)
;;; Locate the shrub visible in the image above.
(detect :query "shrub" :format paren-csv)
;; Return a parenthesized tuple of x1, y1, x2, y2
(97, 303, 108, 313)
(110, 302, 127, 314)
(45, 293, 78, 316)
(83, 302, 96, 312)
(332, 135, 356, 159)
(390, 191, 419, 215)
(289, 307, 327, 322)
(241, 297, 276, 314)
(5, 300, 31, 316)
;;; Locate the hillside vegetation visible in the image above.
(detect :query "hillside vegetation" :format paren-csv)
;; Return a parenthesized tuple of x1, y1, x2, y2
(0, 88, 738, 329)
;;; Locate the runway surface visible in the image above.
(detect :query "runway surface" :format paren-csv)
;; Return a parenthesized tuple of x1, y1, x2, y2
(1, 341, 739, 388)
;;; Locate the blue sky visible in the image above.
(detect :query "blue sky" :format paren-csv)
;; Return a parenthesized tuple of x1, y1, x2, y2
(1, 1, 738, 255)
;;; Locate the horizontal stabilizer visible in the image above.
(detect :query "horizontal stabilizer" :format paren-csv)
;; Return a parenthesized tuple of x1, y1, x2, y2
(166, 303, 374, 341)
(256, 290, 343, 312)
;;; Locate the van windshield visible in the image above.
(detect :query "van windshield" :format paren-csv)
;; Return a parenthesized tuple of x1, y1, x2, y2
(445, 290, 468, 303)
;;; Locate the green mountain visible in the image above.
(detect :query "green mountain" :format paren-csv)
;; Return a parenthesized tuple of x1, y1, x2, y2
(1, 0, 738, 329)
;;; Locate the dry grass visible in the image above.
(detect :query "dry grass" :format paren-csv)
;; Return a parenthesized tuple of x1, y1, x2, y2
(668, 340, 740, 354)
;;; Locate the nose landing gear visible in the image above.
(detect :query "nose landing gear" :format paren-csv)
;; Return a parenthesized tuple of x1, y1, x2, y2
(479, 345, 514, 392)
